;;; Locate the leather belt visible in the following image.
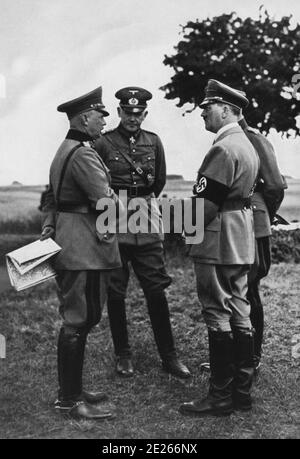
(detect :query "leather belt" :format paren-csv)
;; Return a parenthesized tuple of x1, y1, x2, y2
(57, 202, 98, 214)
(113, 185, 152, 197)
(221, 198, 252, 212)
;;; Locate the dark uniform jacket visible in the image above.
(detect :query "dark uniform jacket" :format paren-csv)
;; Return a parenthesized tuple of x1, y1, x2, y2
(239, 118, 286, 238)
(42, 135, 121, 270)
(190, 125, 259, 265)
(94, 124, 166, 245)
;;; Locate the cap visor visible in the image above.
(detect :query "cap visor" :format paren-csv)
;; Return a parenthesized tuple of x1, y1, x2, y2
(121, 105, 145, 114)
(199, 100, 210, 108)
(100, 109, 110, 117)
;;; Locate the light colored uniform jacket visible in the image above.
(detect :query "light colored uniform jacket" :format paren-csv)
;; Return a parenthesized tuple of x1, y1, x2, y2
(190, 126, 259, 265)
(42, 139, 121, 270)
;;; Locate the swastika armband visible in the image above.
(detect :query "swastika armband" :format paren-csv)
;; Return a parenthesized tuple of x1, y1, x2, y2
(192, 175, 230, 207)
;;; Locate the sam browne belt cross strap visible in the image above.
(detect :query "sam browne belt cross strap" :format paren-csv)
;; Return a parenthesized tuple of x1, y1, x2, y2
(104, 136, 153, 189)
(54, 143, 101, 214)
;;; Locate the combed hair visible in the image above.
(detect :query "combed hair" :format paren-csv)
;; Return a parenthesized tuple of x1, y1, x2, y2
(228, 105, 241, 117)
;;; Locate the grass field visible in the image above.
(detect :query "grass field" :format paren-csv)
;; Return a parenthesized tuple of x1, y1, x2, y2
(0, 256, 299, 439)
(0, 182, 299, 438)
(0, 185, 43, 235)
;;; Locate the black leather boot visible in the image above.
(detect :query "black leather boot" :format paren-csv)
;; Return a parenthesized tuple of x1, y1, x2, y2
(145, 290, 191, 379)
(248, 282, 264, 370)
(232, 328, 255, 411)
(179, 331, 234, 416)
(107, 296, 133, 377)
(56, 327, 114, 420)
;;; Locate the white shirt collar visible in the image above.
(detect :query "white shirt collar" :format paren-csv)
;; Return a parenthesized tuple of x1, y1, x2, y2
(215, 122, 239, 142)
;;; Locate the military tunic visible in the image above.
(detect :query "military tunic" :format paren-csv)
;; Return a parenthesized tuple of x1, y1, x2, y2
(42, 130, 121, 329)
(94, 124, 171, 296)
(191, 125, 259, 331)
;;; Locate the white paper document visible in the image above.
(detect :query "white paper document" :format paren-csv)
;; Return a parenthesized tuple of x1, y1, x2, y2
(6, 238, 61, 291)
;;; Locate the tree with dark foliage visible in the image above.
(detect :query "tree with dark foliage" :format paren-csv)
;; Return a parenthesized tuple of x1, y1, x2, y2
(161, 9, 300, 137)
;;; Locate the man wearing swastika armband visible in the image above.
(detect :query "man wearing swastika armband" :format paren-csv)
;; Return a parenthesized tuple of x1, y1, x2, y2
(180, 80, 259, 416)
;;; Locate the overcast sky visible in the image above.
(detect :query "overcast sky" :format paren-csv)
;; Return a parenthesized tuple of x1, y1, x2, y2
(1, 0, 300, 185)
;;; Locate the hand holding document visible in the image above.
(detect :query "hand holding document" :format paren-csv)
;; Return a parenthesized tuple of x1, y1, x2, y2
(6, 238, 61, 291)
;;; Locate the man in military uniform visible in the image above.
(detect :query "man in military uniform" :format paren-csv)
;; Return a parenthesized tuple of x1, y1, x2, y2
(179, 80, 259, 416)
(41, 86, 122, 420)
(239, 115, 286, 372)
(94, 87, 190, 379)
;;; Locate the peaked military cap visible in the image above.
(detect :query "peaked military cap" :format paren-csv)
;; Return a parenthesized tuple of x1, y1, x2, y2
(57, 86, 109, 119)
(115, 86, 152, 113)
(199, 79, 249, 110)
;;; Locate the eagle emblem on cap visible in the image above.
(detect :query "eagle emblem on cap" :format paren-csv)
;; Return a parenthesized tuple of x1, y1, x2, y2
(129, 98, 139, 105)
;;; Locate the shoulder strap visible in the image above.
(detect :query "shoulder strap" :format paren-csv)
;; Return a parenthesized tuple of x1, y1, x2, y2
(104, 136, 149, 185)
(55, 143, 83, 205)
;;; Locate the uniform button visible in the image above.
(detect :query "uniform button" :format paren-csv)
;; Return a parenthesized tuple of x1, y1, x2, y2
(115, 157, 119, 160)
(148, 156, 151, 160)
(133, 160, 136, 163)
(133, 181, 137, 185)
(132, 149, 136, 153)
(132, 171, 136, 175)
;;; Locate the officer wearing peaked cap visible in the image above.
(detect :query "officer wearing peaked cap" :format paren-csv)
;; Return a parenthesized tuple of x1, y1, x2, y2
(115, 86, 152, 113)
(199, 79, 249, 110)
(40, 86, 122, 420)
(93, 86, 191, 380)
(238, 114, 286, 374)
(180, 80, 260, 416)
(57, 86, 110, 118)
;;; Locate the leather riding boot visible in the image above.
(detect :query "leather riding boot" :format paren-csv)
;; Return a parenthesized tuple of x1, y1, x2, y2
(180, 331, 234, 416)
(107, 296, 131, 357)
(232, 328, 255, 411)
(247, 282, 264, 367)
(145, 290, 190, 379)
(57, 326, 86, 401)
(56, 327, 114, 420)
(107, 296, 133, 376)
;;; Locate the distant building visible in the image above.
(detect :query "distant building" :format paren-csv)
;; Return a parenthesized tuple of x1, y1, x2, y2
(11, 181, 22, 186)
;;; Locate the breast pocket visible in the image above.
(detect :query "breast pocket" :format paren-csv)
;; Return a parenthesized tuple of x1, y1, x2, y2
(107, 152, 128, 174)
(140, 151, 155, 169)
(138, 151, 155, 185)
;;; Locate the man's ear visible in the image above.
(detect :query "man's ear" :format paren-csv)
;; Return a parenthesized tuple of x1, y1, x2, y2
(222, 105, 229, 119)
(81, 113, 89, 126)
(142, 110, 148, 121)
(117, 107, 121, 118)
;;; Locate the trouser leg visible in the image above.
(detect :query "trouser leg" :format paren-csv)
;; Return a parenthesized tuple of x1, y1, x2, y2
(107, 246, 131, 358)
